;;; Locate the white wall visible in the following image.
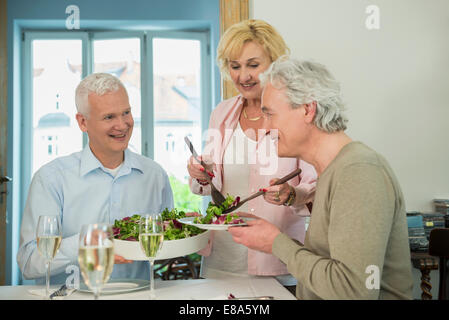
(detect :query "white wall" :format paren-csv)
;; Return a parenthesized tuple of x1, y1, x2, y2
(251, 0, 449, 213)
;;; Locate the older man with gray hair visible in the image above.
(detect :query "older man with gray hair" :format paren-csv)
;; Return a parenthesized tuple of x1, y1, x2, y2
(18, 73, 173, 286)
(229, 58, 413, 299)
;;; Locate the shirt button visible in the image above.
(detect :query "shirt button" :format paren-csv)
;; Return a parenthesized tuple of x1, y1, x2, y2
(250, 208, 255, 212)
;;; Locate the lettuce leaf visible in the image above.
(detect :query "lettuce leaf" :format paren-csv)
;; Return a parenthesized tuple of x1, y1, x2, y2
(113, 208, 204, 241)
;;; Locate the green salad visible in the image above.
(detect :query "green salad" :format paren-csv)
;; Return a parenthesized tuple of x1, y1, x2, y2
(193, 194, 244, 225)
(113, 208, 205, 241)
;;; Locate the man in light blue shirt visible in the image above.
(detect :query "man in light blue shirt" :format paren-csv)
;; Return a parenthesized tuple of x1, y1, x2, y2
(17, 73, 174, 285)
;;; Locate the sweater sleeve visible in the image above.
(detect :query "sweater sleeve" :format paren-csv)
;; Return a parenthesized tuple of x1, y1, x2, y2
(272, 163, 395, 299)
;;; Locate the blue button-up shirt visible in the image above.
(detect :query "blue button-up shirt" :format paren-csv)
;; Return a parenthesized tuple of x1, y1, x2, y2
(17, 146, 174, 285)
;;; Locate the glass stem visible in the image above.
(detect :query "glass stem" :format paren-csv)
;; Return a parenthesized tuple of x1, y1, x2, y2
(149, 259, 155, 299)
(45, 261, 51, 299)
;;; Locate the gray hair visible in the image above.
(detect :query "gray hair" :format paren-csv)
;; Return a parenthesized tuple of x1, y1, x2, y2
(75, 73, 126, 116)
(259, 57, 348, 133)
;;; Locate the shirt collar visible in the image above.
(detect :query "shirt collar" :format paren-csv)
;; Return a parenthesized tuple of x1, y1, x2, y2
(122, 149, 144, 175)
(79, 146, 144, 177)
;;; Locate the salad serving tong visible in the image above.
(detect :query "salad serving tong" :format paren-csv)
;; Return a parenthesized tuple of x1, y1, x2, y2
(222, 168, 302, 214)
(184, 136, 227, 206)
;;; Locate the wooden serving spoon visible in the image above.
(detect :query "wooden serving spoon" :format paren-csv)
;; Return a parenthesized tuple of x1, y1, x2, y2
(222, 168, 302, 214)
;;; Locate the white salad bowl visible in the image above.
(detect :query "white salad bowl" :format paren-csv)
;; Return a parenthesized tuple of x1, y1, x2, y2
(113, 230, 211, 261)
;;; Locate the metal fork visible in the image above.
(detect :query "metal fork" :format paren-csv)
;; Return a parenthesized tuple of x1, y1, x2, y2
(49, 284, 68, 299)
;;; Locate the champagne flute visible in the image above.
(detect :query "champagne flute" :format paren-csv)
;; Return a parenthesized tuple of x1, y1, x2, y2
(139, 214, 164, 299)
(78, 223, 115, 300)
(36, 215, 62, 300)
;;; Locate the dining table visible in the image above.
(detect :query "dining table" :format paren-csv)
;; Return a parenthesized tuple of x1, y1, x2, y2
(0, 276, 297, 300)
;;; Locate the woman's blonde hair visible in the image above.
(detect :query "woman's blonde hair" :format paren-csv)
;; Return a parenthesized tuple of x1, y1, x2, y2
(217, 19, 290, 79)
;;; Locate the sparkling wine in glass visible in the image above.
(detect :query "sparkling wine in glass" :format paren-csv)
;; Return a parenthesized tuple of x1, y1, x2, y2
(36, 215, 62, 300)
(78, 223, 115, 300)
(139, 214, 164, 299)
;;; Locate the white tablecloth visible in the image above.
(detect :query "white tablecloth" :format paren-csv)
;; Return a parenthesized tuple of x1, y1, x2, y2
(0, 276, 296, 300)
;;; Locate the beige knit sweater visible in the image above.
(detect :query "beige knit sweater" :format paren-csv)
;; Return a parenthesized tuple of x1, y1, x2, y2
(272, 142, 413, 299)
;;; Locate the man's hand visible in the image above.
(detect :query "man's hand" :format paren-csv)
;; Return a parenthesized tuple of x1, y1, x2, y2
(114, 255, 133, 264)
(228, 218, 280, 254)
(84, 232, 132, 264)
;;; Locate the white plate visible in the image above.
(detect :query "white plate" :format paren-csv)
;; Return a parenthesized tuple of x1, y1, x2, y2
(79, 278, 149, 295)
(178, 217, 251, 231)
(114, 230, 210, 261)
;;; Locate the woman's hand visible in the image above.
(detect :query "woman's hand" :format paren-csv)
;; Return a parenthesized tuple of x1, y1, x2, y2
(187, 155, 215, 182)
(262, 178, 292, 205)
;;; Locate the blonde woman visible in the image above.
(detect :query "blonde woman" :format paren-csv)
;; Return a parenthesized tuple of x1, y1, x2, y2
(187, 20, 316, 292)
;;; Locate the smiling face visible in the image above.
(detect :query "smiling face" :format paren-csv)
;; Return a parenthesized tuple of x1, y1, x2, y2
(76, 86, 133, 164)
(261, 83, 310, 158)
(228, 41, 272, 101)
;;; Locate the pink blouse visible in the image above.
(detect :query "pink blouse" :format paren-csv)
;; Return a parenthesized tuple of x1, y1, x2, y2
(189, 95, 317, 276)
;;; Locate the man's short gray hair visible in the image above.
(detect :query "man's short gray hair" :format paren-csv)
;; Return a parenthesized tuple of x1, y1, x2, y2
(75, 73, 126, 116)
(260, 57, 348, 133)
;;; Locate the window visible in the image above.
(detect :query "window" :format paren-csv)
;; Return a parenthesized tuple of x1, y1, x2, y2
(30, 38, 83, 174)
(166, 133, 174, 152)
(153, 37, 202, 188)
(23, 31, 210, 213)
(92, 36, 142, 154)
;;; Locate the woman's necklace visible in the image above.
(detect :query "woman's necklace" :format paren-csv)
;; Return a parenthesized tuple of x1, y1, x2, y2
(243, 107, 262, 121)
